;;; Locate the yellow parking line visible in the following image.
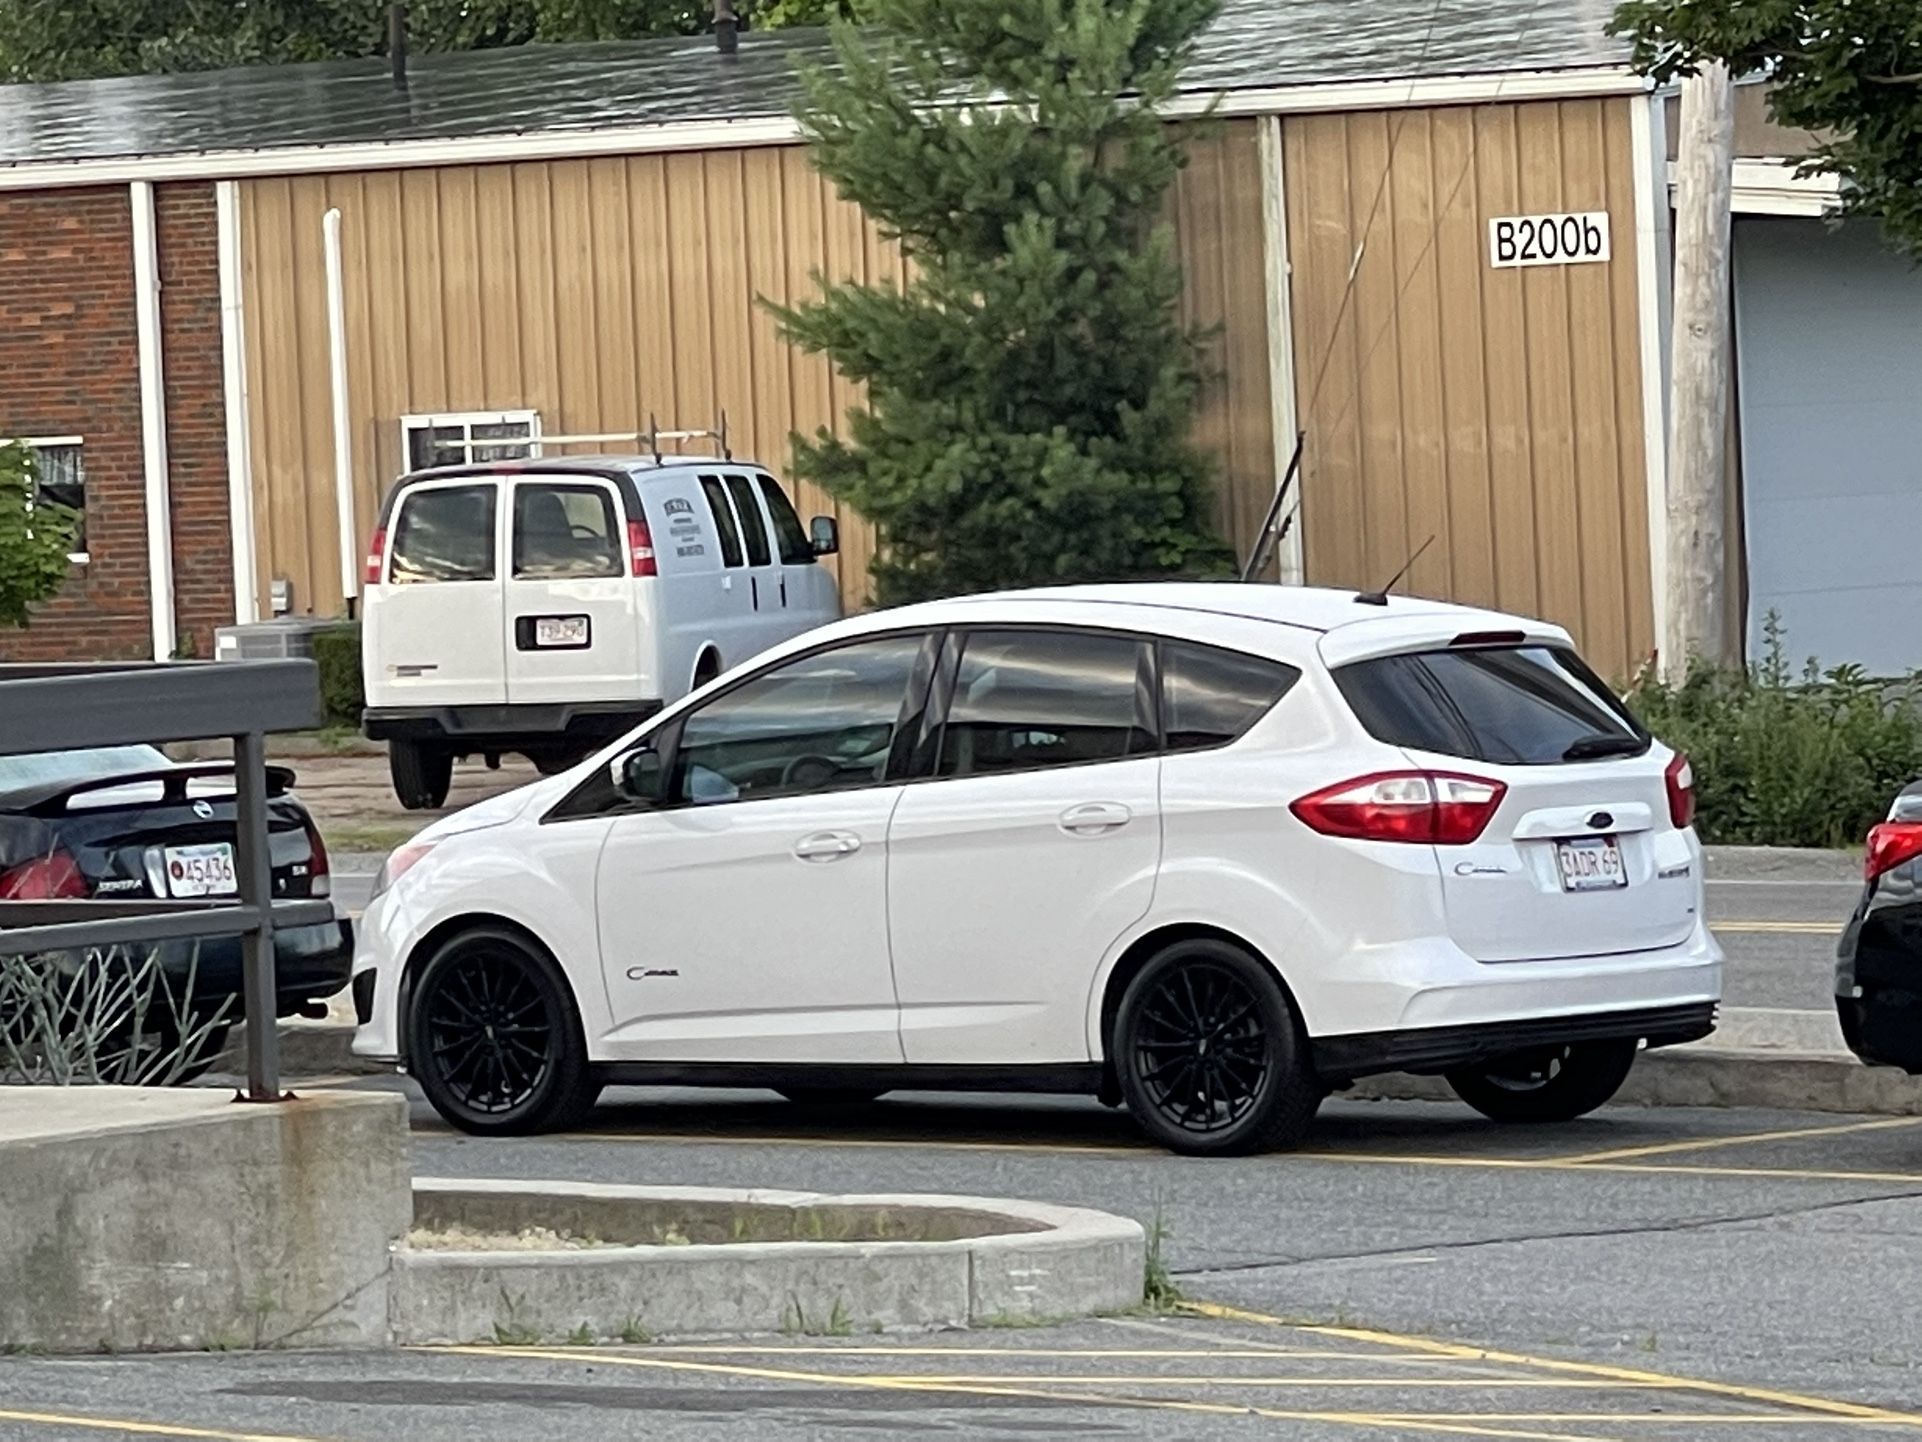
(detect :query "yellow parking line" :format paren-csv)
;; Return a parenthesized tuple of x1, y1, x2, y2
(820, 1375, 1681, 1389)
(1558, 1116, 1922, 1164)
(0, 1411, 332, 1442)
(1711, 920, 1844, 934)
(1291, 1149, 1922, 1186)
(1187, 1303, 1922, 1427)
(435, 1344, 1627, 1441)
(649, 1344, 1438, 1359)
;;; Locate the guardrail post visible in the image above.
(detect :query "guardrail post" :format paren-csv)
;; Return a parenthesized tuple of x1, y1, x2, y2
(233, 729, 280, 1101)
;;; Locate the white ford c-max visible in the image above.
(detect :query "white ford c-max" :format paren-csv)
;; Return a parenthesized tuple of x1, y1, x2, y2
(350, 583, 1721, 1155)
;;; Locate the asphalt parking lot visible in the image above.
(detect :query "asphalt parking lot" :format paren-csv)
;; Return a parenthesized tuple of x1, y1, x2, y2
(8, 1086, 1922, 1441)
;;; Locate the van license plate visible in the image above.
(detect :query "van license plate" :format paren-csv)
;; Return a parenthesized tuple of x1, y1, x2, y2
(534, 616, 589, 648)
(166, 843, 237, 898)
(1556, 835, 1625, 892)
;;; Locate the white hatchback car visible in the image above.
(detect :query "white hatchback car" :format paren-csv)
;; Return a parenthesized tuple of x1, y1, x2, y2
(351, 584, 1721, 1155)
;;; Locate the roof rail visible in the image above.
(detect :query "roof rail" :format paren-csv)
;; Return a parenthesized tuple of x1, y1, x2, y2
(646, 411, 731, 464)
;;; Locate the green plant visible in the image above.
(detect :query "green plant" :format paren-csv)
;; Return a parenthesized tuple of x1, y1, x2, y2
(1628, 613, 1922, 848)
(565, 1322, 596, 1346)
(1141, 1202, 1182, 1311)
(618, 1315, 653, 1345)
(0, 441, 79, 629)
(310, 622, 364, 729)
(491, 1289, 541, 1346)
(772, 0, 1233, 605)
(781, 1293, 854, 1337)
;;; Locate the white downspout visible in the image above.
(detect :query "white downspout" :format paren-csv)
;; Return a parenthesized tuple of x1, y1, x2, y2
(130, 180, 178, 660)
(1630, 89, 1673, 669)
(1257, 115, 1303, 584)
(216, 180, 260, 625)
(323, 208, 358, 615)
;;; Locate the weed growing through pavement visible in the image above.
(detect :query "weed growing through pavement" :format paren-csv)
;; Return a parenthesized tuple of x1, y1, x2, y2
(566, 1323, 595, 1346)
(618, 1315, 653, 1345)
(1142, 1201, 1182, 1311)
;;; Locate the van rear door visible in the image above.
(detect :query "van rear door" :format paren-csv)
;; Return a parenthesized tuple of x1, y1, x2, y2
(502, 475, 652, 706)
(364, 478, 506, 708)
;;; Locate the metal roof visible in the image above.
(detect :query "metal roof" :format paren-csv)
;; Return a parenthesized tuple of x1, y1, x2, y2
(0, 0, 1630, 170)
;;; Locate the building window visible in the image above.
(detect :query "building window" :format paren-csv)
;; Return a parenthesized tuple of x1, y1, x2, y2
(7, 436, 87, 563)
(400, 411, 542, 472)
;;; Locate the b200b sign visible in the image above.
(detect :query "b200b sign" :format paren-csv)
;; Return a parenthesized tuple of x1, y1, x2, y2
(1489, 212, 1610, 268)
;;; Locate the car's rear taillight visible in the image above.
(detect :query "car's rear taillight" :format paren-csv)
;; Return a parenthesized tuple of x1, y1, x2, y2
(0, 847, 88, 900)
(304, 821, 332, 899)
(1665, 752, 1695, 830)
(1865, 822, 1922, 882)
(364, 527, 387, 586)
(628, 518, 658, 578)
(1291, 771, 1507, 845)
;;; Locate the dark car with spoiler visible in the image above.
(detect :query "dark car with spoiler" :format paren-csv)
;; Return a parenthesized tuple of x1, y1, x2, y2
(0, 744, 352, 1067)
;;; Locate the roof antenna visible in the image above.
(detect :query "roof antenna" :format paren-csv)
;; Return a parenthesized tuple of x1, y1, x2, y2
(713, 0, 739, 55)
(388, 3, 409, 88)
(1355, 534, 1434, 607)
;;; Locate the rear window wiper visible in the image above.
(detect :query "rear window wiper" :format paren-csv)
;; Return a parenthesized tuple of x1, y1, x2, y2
(1562, 734, 1647, 761)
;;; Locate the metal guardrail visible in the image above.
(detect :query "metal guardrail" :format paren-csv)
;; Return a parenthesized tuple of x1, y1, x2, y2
(0, 659, 326, 1101)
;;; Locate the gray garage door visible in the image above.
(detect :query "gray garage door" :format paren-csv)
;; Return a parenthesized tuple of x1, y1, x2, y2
(1734, 217, 1922, 674)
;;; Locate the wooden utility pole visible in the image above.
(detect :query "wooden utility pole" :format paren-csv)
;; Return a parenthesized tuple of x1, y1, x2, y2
(1664, 62, 1737, 671)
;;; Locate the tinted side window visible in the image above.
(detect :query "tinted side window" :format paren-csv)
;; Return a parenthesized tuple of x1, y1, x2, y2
(1162, 641, 1300, 751)
(725, 474, 773, 567)
(671, 634, 923, 806)
(390, 484, 497, 584)
(937, 630, 1150, 779)
(699, 475, 744, 568)
(512, 483, 621, 579)
(1335, 647, 1645, 765)
(759, 475, 814, 565)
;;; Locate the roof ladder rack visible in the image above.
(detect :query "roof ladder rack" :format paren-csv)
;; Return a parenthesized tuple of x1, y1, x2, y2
(646, 411, 731, 463)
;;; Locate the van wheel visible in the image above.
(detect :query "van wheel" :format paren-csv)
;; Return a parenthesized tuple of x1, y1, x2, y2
(390, 740, 453, 810)
(1113, 938, 1319, 1156)
(693, 650, 721, 689)
(407, 926, 600, 1136)
(1446, 1039, 1638, 1123)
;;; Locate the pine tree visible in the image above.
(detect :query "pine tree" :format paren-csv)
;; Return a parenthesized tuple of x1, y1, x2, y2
(773, 0, 1233, 605)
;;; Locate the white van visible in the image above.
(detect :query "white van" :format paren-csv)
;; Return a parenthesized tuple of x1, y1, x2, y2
(360, 455, 843, 808)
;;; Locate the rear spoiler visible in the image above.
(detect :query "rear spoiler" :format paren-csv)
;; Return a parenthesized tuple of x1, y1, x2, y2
(0, 762, 298, 817)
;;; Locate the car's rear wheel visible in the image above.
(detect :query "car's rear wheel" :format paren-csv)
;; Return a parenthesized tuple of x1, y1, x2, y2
(407, 927, 599, 1136)
(774, 1086, 889, 1106)
(1445, 1038, 1638, 1123)
(1113, 938, 1319, 1156)
(390, 740, 453, 811)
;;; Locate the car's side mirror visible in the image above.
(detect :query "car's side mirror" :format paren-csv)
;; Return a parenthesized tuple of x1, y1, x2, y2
(612, 744, 666, 805)
(810, 515, 840, 557)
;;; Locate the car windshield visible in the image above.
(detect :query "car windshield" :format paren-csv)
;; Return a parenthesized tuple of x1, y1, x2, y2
(0, 745, 172, 795)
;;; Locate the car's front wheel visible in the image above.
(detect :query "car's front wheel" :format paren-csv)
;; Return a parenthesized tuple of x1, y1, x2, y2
(1113, 938, 1320, 1156)
(407, 926, 599, 1136)
(1445, 1038, 1638, 1123)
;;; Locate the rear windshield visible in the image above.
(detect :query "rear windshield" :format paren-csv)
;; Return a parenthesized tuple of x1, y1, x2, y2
(0, 745, 170, 794)
(1334, 646, 1646, 766)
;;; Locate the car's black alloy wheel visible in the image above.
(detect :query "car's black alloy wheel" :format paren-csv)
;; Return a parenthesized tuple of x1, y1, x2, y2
(1445, 1037, 1638, 1123)
(408, 927, 598, 1135)
(1114, 939, 1319, 1156)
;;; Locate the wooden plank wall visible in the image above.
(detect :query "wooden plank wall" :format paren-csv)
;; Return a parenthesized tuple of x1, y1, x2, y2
(1282, 98, 1654, 681)
(237, 122, 1274, 620)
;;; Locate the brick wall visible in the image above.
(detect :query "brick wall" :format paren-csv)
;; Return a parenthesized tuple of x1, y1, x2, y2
(0, 183, 235, 663)
(157, 181, 233, 659)
(0, 187, 151, 661)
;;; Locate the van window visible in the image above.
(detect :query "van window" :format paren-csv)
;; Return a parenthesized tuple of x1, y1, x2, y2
(1161, 641, 1300, 751)
(389, 484, 497, 584)
(1334, 646, 1647, 765)
(512, 483, 621, 579)
(725, 474, 773, 567)
(758, 475, 814, 565)
(936, 630, 1152, 778)
(699, 476, 744, 568)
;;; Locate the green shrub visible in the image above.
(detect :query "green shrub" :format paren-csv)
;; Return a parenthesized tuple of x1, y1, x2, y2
(1628, 614, 1922, 848)
(310, 623, 364, 729)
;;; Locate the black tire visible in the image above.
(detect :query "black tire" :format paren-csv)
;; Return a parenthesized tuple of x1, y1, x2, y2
(774, 1086, 889, 1106)
(1445, 1039, 1638, 1124)
(1113, 938, 1319, 1157)
(531, 749, 588, 778)
(390, 740, 453, 810)
(406, 926, 599, 1136)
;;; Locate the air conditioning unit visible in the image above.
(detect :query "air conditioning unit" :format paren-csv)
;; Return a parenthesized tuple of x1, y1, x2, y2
(213, 617, 341, 662)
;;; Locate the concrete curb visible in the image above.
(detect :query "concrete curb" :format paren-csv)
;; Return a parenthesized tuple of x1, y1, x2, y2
(395, 1179, 1145, 1342)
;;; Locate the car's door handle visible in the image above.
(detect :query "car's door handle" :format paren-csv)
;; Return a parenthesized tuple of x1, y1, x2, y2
(794, 830, 862, 862)
(1059, 802, 1132, 836)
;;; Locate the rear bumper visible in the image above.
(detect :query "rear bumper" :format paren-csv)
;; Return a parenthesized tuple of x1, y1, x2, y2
(150, 917, 354, 1018)
(1312, 1001, 1718, 1083)
(362, 700, 659, 752)
(1836, 890, 1922, 1072)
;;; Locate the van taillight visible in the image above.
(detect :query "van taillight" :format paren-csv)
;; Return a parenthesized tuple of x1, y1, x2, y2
(1665, 752, 1695, 830)
(364, 528, 387, 586)
(1291, 771, 1507, 845)
(628, 518, 658, 578)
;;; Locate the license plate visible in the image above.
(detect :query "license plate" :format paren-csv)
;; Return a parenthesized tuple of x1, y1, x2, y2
(165, 843, 237, 899)
(1556, 835, 1626, 892)
(534, 616, 590, 648)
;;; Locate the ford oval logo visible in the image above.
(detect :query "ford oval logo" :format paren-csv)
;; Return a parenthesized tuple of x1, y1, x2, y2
(192, 800, 215, 820)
